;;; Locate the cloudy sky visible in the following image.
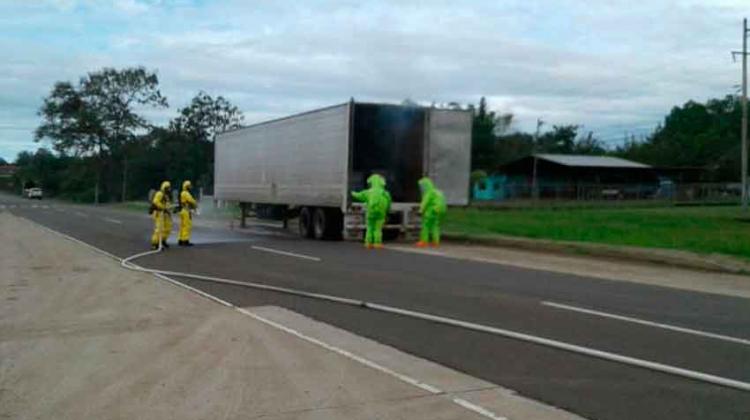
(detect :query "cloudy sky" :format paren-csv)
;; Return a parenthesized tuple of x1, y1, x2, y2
(0, 0, 747, 161)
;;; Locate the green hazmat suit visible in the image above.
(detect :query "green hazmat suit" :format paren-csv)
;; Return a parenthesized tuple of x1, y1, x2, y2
(418, 177, 446, 246)
(351, 174, 392, 247)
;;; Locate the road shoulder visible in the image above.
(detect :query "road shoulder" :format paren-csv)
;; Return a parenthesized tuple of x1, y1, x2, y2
(391, 242, 750, 299)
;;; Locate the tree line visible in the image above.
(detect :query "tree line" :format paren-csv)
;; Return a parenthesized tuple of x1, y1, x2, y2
(468, 95, 744, 182)
(12, 67, 243, 202)
(10, 68, 745, 202)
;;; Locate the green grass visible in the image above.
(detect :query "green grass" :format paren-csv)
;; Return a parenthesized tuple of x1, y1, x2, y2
(444, 206, 750, 259)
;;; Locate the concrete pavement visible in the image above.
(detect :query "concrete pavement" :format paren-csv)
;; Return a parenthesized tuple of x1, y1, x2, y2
(0, 211, 582, 420)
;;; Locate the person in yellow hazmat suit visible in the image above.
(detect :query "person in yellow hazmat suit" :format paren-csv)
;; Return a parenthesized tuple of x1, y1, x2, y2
(178, 180, 198, 246)
(150, 181, 173, 250)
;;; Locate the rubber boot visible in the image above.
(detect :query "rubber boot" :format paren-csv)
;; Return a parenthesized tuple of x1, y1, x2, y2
(415, 241, 428, 248)
(373, 243, 384, 249)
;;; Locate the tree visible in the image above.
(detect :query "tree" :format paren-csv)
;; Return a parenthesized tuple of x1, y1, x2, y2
(12, 148, 71, 196)
(0, 157, 7, 165)
(615, 95, 741, 180)
(163, 92, 244, 191)
(538, 125, 579, 153)
(170, 91, 243, 142)
(35, 67, 168, 202)
(573, 131, 607, 155)
(471, 97, 514, 171)
(495, 132, 535, 164)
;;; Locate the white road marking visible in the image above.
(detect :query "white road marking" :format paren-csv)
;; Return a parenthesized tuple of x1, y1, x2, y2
(0, 204, 5, 209)
(251, 245, 321, 262)
(453, 398, 508, 420)
(104, 217, 123, 224)
(27, 220, 505, 420)
(74, 211, 87, 218)
(31, 204, 38, 208)
(542, 301, 750, 347)
(24, 216, 750, 394)
(41, 205, 49, 209)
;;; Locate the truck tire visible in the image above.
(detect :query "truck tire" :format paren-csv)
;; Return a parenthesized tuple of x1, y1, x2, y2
(299, 207, 315, 238)
(313, 208, 344, 240)
(383, 228, 400, 241)
(324, 208, 344, 240)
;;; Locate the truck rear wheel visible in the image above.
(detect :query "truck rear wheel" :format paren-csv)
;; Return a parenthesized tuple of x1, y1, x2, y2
(313, 207, 343, 240)
(299, 207, 315, 238)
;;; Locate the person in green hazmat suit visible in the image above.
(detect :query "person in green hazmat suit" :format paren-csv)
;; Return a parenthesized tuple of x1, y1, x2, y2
(351, 174, 391, 249)
(416, 177, 446, 248)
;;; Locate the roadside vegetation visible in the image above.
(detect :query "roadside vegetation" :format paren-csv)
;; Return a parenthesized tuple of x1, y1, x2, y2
(9, 67, 244, 203)
(444, 206, 750, 259)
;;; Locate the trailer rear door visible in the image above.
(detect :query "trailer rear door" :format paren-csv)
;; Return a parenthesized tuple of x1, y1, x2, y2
(426, 109, 472, 205)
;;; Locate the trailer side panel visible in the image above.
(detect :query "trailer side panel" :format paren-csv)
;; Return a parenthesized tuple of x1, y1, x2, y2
(215, 104, 349, 207)
(427, 109, 472, 205)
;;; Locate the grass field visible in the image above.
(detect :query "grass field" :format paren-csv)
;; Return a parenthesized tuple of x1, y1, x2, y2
(444, 206, 750, 259)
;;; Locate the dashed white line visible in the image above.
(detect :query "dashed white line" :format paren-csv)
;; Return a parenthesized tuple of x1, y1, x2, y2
(104, 217, 123, 224)
(542, 301, 750, 346)
(0, 205, 6, 210)
(251, 245, 321, 262)
(74, 211, 88, 218)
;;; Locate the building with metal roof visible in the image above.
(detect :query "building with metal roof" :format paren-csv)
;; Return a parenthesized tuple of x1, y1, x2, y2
(487, 154, 660, 200)
(532, 154, 651, 169)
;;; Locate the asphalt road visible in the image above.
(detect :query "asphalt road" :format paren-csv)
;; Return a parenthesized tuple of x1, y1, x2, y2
(3, 193, 750, 420)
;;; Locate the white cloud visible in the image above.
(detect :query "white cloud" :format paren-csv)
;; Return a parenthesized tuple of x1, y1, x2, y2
(0, 0, 746, 160)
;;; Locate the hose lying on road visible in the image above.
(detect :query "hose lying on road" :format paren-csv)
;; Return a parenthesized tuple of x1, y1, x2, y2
(120, 244, 750, 393)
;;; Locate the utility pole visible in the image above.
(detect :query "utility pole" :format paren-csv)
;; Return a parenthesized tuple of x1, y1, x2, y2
(733, 18, 749, 210)
(121, 157, 128, 203)
(531, 118, 544, 200)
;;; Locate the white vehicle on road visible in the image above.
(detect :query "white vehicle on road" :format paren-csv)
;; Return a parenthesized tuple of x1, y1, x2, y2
(25, 187, 43, 199)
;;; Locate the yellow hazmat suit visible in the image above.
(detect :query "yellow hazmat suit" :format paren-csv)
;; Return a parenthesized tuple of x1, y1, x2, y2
(178, 180, 197, 246)
(151, 181, 173, 249)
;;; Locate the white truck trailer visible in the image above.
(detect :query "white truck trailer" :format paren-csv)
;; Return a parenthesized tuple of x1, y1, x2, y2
(214, 101, 471, 240)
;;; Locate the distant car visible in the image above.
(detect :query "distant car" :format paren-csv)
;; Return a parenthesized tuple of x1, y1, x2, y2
(26, 187, 43, 199)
